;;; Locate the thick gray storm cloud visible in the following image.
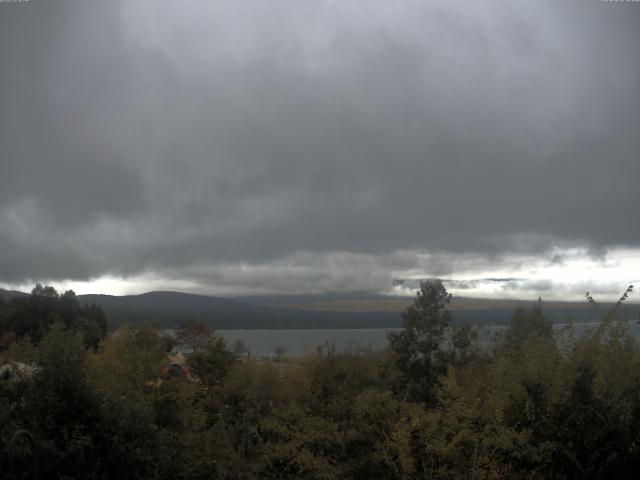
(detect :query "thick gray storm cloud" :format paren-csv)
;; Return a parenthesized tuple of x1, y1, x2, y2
(1, 0, 639, 296)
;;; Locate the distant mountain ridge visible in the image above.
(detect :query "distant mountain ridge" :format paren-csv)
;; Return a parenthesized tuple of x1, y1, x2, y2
(75, 291, 640, 329)
(0, 288, 28, 301)
(3, 288, 636, 330)
(77, 291, 402, 330)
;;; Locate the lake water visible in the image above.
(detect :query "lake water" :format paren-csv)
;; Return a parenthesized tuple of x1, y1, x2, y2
(217, 322, 640, 358)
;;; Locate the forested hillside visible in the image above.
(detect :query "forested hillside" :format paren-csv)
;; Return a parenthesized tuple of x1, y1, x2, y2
(1, 282, 639, 479)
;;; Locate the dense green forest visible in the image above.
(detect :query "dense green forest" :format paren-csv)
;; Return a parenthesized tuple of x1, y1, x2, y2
(1, 281, 639, 479)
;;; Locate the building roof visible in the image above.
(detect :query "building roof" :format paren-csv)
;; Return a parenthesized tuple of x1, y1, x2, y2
(167, 351, 186, 367)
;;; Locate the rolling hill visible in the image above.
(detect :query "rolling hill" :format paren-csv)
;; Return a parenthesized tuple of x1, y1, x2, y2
(0, 288, 28, 302)
(4, 288, 636, 329)
(77, 291, 633, 330)
(77, 291, 402, 330)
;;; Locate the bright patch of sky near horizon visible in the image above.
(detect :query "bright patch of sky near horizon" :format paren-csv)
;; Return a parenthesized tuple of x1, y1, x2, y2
(3, 247, 638, 303)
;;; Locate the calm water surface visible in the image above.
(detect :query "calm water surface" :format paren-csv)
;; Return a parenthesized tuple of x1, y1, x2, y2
(217, 322, 640, 357)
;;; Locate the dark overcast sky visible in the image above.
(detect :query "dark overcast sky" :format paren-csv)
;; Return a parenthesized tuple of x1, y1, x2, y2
(1, 0, 639, 298)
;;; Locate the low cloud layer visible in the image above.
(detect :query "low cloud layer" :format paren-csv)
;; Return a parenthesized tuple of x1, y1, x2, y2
(1, 1, 639, 298)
